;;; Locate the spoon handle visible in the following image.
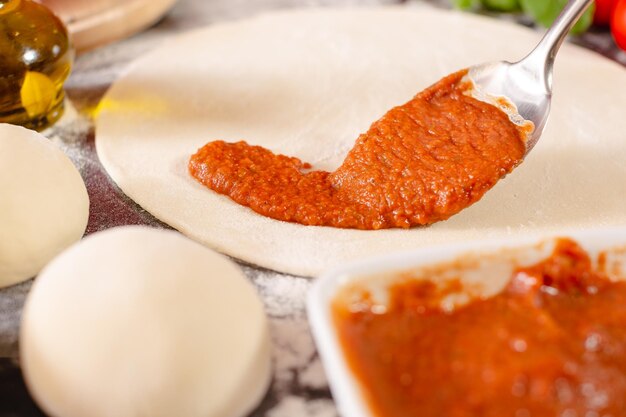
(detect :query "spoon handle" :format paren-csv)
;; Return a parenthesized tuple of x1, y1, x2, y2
(520, 0, 593, 91)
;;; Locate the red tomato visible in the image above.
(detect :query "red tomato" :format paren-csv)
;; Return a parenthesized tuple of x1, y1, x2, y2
(595, 0, 617, 25)
(612, 0, 626, 50)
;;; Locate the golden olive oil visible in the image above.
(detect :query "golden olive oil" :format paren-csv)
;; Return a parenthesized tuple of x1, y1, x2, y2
(0, 0, 73, 130)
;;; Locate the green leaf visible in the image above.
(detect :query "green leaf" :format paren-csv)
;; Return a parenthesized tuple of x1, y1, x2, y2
(451, 0, 482, 10)
(571, 3, 594, 34)
(482, 0, 520, 12)
(519, 0, 595, 34)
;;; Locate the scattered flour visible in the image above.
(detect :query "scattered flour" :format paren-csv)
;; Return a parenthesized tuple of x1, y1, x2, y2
(268, 396, 338, 417)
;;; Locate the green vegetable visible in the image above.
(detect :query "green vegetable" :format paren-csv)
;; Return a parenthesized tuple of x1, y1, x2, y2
(450, 0, 595, 35)
(519, 0, 595, 33)
(451, 0, 482, 10)
(482, 0, 520, 12)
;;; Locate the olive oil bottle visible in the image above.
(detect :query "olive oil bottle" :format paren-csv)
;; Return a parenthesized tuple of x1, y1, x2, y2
(0, 0, 73, 130)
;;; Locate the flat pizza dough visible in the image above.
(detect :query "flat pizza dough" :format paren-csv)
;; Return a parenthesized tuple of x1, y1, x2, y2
(96, 7, 626, 276)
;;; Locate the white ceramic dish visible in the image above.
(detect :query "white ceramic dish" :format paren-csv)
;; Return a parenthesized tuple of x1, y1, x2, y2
(307, 226, 626, 417)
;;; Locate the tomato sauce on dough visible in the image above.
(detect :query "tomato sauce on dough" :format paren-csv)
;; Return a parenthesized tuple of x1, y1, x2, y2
(189, 70, 526, 229)
(332, 239, 626, 416)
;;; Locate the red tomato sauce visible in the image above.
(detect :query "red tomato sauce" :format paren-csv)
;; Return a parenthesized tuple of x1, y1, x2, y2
(332, 239, 626, 416)
(189, 70, 526, 229)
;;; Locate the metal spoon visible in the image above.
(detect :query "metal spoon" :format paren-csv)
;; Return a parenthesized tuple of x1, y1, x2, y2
(468, 0, 593, 154)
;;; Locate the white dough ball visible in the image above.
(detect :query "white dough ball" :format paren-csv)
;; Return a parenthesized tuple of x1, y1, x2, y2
(0, 123, 89, 287)
(20, 226, 271, 417)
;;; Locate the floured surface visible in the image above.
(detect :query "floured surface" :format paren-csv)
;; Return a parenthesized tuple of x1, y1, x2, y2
(96, 7, 626, 276)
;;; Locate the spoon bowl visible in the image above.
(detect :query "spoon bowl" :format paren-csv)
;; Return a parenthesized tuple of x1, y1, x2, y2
(467, 0, 593, 154)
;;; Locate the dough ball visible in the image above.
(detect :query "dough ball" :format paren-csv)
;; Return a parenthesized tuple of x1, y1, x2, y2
(20, 226, 271, 417)
(0, 124, 88, 287)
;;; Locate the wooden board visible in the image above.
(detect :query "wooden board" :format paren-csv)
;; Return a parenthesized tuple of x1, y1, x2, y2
(39, 0, 178, 52)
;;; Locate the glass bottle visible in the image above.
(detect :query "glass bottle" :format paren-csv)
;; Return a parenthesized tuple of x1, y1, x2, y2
(0, 0, 73, 130)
